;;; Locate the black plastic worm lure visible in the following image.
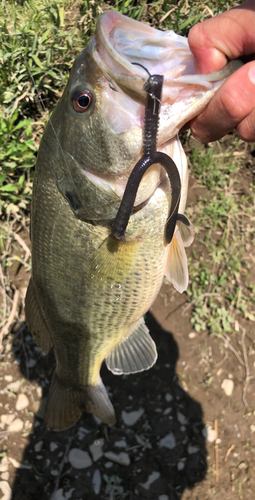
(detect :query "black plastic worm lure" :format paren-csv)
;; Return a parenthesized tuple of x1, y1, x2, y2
(111, 67, 182, 244)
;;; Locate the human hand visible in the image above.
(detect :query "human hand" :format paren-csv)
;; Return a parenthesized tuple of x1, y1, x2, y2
(188, 0, 255, 142)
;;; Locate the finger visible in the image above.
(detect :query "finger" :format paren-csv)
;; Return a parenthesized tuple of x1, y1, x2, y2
(190, 61, 255, 143)
(188, 0, 255, 73)
(236, 105, 255, 142)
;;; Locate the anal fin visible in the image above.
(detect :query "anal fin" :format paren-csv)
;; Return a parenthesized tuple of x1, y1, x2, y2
(106, 318, 157, 375)
(45, 371, 116, 431)
(25, 278, 53, 354)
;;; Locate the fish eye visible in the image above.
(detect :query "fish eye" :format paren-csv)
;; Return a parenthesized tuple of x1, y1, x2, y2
(72, 90, 93, 113)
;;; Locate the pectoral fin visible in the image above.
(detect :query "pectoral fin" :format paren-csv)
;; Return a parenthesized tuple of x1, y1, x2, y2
(25, 278, 53, 354)
(177, 217, 194, 247)
(106, 318, 157, 375)
(165, 230, 189, 293)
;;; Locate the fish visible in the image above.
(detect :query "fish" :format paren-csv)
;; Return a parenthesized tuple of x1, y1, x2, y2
(25, 10, 241, 430)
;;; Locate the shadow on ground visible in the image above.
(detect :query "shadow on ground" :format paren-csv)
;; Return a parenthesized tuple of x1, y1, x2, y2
(9, 312, 207, 500)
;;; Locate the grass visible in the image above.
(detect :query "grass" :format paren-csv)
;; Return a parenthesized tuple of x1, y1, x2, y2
(184, 136, 255, 335)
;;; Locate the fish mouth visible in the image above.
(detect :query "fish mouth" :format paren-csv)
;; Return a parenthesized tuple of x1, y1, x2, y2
(92, 10, 217, 105)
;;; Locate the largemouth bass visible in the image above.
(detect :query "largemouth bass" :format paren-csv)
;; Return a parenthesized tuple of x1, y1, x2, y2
(25, 10, 241, 430)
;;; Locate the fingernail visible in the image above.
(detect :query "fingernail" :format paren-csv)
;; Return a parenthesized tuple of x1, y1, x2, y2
(248, 63, 255, 84)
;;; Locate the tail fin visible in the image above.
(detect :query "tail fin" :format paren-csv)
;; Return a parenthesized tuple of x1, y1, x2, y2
(45, 371, 116, 431)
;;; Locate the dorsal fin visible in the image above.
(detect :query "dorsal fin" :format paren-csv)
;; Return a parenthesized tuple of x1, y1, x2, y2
(106, 318, 157, 375)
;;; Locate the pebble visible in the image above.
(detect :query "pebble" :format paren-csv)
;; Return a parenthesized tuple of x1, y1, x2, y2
(0, 456, 8, 473)
(104, 462, 113, 468)
(177, 461, 185, 471)
(159, 496, 169, 500)
(221, 379, 234, 396)
(250, 425, 255, 433)
(5, 380, 21, 393)
(8, 457, 20, 468)
(0, 472, 9, 481)
(34, 441, 43, 453)
(114, 440, 127, 448)
(141, 471, 160, 490)
(7, 418, 23, 433)
(104, 451, 130, 466)
(50, 442, 59, 452)
(51, 489, 65, 500)
(188, 332, 196, 339)
(121, 408, 144, 426)
(165, 393, 173, 402)
(187, 445, 199, 455)
(4, 376, 13, 382)
(89, 438, 104, 462)
(65, 489, 75, 500)
(177, 412, 187, 425)
(36, 386, 43, 398)
(27, 358, 36, 368)
(163, 408, 172, 415)
(92, 469, 101, 495)
(0, 481, 12, 500)
(202, 425, 216, 443)
(68, 449, 92, 469)
(15, 394, 29, 411)
(1, 415, 15, 426)
(158, 433, 176, 450)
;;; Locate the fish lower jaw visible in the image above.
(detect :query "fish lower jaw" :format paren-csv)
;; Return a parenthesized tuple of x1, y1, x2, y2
(84, 163, 163, 208)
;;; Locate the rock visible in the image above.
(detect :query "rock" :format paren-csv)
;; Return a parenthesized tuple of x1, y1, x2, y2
(0, 481, 12, 500)
(158, 496, 169, 500)
(114, 440, 127, 448)
(65, 489, 75, 500)
(0, 472, 9, 481)
(104, 462, 113, 468)
(15, 394, 29, 411)
(8, 458, 20, 468)
(221, 379, 234, 396)
(1, 415, 15, 426)
(121, 408, 144, 426)
(89, 438, 104, 462)
(140, 471, 160, 490)
(177, 461, 185, 471)
(165, 393, 173, 402)
(5, 380, 21, 393)
(51, 489, 65, 500)
(188, 332, 196, 339)
(7, 418, 23, 433)
(34, 441, 43, 452)
(68, 449, 92, 469)
(177, 412, 187, 425)
(27, 358, 36, 368)
(0, 456, 8, 473)
(92, 469, 101, 495)
(4, 376, 13, 382)
(187, 445, 199, 454)
(158, 433, 176, 450)
(202, 424, 216, 443)
(36, 386, 43, 398)
(50, 442, 59, 452)
(104, 452, 130, 466)
(250, 425, 255, 433)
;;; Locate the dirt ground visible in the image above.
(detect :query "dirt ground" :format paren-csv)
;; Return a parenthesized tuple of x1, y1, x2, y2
(0, 167, 254, 500)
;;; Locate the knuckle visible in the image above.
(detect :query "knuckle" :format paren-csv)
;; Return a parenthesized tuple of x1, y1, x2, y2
(218, 87, 249, 125)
